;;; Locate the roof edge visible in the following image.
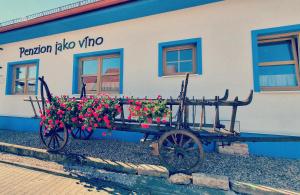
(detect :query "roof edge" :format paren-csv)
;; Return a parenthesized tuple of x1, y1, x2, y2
(0, 0, 131, 33)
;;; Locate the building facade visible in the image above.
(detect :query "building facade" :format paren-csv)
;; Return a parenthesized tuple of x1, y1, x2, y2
(0, 0, 300, 158)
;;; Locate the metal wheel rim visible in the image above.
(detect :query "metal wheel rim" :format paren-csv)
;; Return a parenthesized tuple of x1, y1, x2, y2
(158, 130, 203, 172)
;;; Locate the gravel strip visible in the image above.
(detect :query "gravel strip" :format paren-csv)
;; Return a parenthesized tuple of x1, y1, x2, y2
(0, 129, 299, 191)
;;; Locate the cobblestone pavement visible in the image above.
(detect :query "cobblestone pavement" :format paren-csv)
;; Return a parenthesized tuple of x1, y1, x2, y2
(0, 162, 133, 195)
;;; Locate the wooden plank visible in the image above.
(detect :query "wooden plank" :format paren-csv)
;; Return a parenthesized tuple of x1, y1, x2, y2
(258, 32, 298, 41)
(258, 60, 295, 66)
(261, 86, 300, 91)
(291, 38, 300, 86)
(258, 37, 292, 44)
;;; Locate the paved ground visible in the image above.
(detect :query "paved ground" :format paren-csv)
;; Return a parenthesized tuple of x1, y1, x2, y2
(0, 162, 133, 194)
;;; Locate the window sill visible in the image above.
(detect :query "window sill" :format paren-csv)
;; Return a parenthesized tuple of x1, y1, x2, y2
(160, 74, 201, 78)
(258, 90, 300, 94)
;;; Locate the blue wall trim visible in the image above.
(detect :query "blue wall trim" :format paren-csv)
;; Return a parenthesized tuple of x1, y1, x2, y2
(158, 38, 202, 77)
(252, 24, 300, 92)
(5, 59, 40, 95)
(0, 0, 222, 45)
(240, 132, 300, 159)
(72, 48, 124, 94)
(1, 116, 300, 159)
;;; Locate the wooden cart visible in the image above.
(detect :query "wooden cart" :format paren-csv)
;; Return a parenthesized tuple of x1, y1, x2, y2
(25, 74, 300, 172)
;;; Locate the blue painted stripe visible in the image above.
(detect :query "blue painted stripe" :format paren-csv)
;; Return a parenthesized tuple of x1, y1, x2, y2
(240, 133, 300, 159)
(0, 0, 222, 45)
(72, 48, 124, 94)
(158, 38, 202, 77)
(1, 116, 300, 158)
(0, 116, 40, 132)
(5, 59, 40, 95)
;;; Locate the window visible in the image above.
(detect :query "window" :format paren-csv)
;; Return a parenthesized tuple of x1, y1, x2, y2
(77, 54, 121, 94)
(6, 60, 39, 95)
(158, 38, 202, 77)
(256, 33, 300, 91)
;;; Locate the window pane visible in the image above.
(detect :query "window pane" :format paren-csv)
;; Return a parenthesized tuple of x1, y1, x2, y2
(15, 67, 26, 80)
(101, 57, 120, 92)
(179, 61, 193, 72)
(180, 49, 193, 61)
(28, 66, 36, 79)
(14, 80, 25, 94)
(259, 65, 297, 87)
(166, 62, 178, 74)
(82, 60, 98, 75)
(258, 40, 294, 62)
(27, 80, 36, 94)
(82, 76, 97, 92)
(166, 50, 178, 62)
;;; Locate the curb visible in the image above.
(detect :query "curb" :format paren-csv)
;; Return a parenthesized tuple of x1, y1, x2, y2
(0, 141, 298, 195)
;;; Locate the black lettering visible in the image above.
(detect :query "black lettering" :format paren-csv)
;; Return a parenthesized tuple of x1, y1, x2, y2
(19, 47, 25, 58)
(69, 41, 76, 49)
(95, 37, 104, 45)
(88, 38, 95, 47)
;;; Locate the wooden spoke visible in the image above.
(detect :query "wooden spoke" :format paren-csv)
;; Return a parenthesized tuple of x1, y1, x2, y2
(71, 127, 93, 140)
(159, 130, 203, 173)
(171, 134, 178, 145)
(40, 125, 69, 152)
(56, 133, 64, 141)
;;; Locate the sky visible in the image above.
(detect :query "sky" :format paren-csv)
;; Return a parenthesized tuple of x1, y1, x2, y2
(0, 0, 81, 23)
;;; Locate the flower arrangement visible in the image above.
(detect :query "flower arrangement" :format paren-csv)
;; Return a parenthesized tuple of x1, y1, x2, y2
(40, 94, 171, 132)
(127, 95, 171, 128)
(40, 95, 121, 133)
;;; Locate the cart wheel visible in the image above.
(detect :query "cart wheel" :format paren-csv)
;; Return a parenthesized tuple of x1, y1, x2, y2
(39, 125, 69, 152)
(71, 127, 93, 140)
(158, 130, 204, 173)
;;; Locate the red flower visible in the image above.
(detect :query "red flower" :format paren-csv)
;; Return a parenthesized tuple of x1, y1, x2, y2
(162, 119, 167, 123)
(157, 95, 162, 99)
(143, 107, 148, 112)
(59, 123, 64, 128)
(135, 106, 141, 111)
(147, 118, 152, 123)
(104, 104, 109, 108)
(103, 115, 110, 123)
(94, 123, 98, 128)
(141, 123, 150, 128)
(156, 117, 161, 123)
(128, 115, 132, 120)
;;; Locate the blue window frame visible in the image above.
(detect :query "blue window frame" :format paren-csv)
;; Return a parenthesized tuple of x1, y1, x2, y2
(73, 49, 124, 94)
(6, 59, 39, 95)
(252, 24, 300, 92)
(158, 38, 202, 77)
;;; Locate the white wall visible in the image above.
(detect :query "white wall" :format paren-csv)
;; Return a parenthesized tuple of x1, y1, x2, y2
(1, 0, 300, 135)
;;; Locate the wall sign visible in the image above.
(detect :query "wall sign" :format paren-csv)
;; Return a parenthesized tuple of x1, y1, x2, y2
(19, 36, 103, 58)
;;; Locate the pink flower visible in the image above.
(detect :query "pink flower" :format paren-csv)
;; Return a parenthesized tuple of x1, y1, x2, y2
(128, 115, 132, 120)
(135, 106, 141, 111)
(162, 119, 167, 123)
(94, 123, 98, 128)
(104, 104, 109, 108)
(81, 126, 85, 130)
(87, 127, 93, 132)
(102, 132, 107, 137)
(157, 95, 162, 99)
(141, 123, 150, 128)
(59, 123, 64, 128)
